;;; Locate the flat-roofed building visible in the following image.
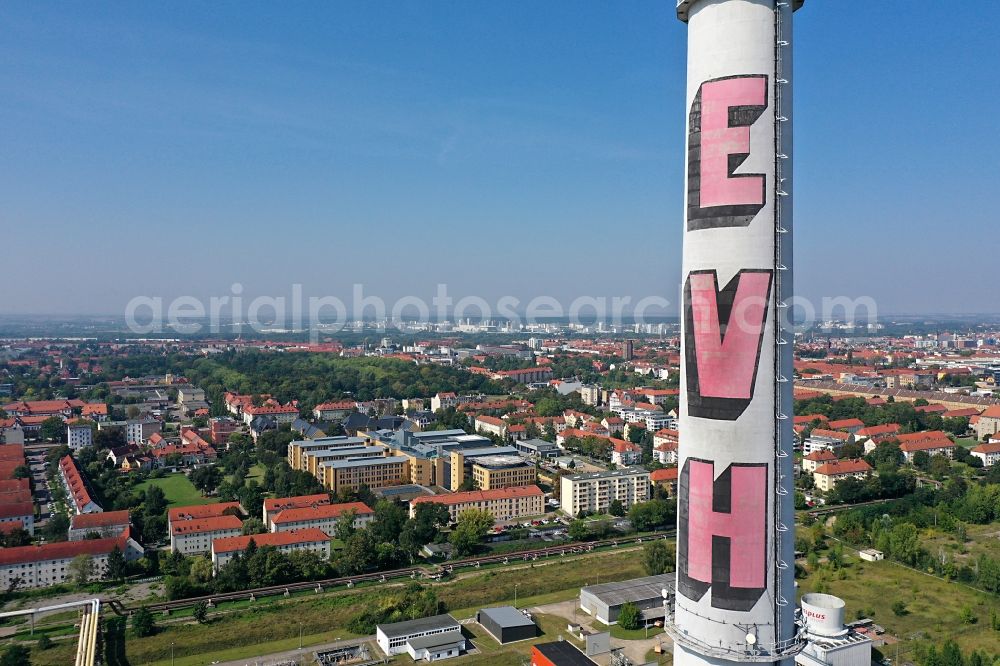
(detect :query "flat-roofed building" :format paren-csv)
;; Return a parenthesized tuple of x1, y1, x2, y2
(471, 456, 536, 491)
(67, 421, 93, 451)
(262, 493, 331, 529)
(376, 614, 463, 658)
(171, 515, 244, 554)
(302, 445, 389, 479)
(560, 468, 650, 516)
(410, 485, 544, 523)
(69, 509, 130, 541)
(287, 436, 373, 471)
(320, 456, 408, 494)
(211, 528, 330, 571)
(476, 606, 537, 644)
(579, 574, 675, 625)
(531, 641, 598, 666)
(270, 501, 373, 533)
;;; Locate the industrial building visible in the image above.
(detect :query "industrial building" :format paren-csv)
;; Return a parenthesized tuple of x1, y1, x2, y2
(375, 614, 464, 661)
(475, 606, 538, 644)
(559, 468, 650, 516)
(795, 594, 872, 666)
(530, 641, 597, 666)
(579, 574, 675, 625)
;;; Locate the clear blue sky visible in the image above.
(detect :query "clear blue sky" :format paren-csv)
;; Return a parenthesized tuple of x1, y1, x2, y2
(2, 2, 998, 316)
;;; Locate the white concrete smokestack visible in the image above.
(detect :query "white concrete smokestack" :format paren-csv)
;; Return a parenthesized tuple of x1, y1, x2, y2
(668, 0, 803, 663)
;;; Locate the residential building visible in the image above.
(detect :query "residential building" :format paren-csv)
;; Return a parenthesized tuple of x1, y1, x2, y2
(287, 436, 374, 470)
(812, 459, 873, 492)
(491, 367, 554, 384)
(474, 415, 508, 439)
(312, 401, 356, 420)
(801, 450, 837, 474)
(560, 468, 651, 516)
(66, 421, 93, 451)
(126, 419, 161, 446)
(803, 429, 854, 456)
(974, 406, 1000, 441)
(0, 501, 34, 536)
(430, 393, 458, 413)
(171, 515, 244, 554)
(167, 502, 243, 535)
(242, 403, 299, 426)
(971, 441, 1000, 467)
(209, 417, 241, 447)
(59, 456, 102, 514)
(827, 418, 864, 434)
(263, 493, 331, 529)
(211, 528, 331, 571)
(270, 501, 374, 533)
(611, 440, 642, 467)
(897, 431, 956, 462)
(650, 467, 679, 496)
(0, 529, 143, 589)
(69, 510, 130, 541)
(409, 485, 544, 523)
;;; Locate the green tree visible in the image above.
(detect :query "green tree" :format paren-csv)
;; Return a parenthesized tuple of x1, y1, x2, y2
(68, 554, 95, 585)
(449, 508, 493, 556)
(36, 634, 53, 650)
(608, 499, 625, 517)
(628, 499, 675, 532)
(642, 540, 676, 576)
(334, 509, 358, 542)
(40, 416, 65, 442)
(891, 600, 907, 616)
(190, 466, 223, 494)
(567, 519, 590, 541)
(0, 644, 30, 666)
(241, 518, 266, 535)
(131, 607, 156, 637)
(106, 546, 127, 582)
(617, 602, 641, 631)
(192, 601, 209, 624)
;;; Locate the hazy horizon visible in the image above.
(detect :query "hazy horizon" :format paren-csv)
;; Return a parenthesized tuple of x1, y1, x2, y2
(3, 2, 998, 316)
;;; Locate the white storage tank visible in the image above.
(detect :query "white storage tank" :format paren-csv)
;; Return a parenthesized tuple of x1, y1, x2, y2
(800, 593, 847, 638)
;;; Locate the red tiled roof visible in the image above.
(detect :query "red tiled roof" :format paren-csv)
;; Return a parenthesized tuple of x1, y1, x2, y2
(0, 501, 34, 520)
(793, 414, 829, 425)
(804, 450, 837, 462)
(271, 502, 373, 525)
(59, 456, 97, 512)
(411, 485, 543, 507)
(942, 408, 980, 418)
(0, 529, 134, 566)
(809, 429, 852, 441)
(170, 515, 243, 536)
(856, 423, 901, 438)
(979, 406, 1000, 419)
(263, 494, 331, 514)
(0, 444, 25, 462)
(0, 479, 29, 494)
(650, 468, 678, 483)
(212, 528, 329, 554)
(828, 418, 864, 430)
(814, 459, 872, 476)
(168, 502, 242, 524)
(314, 401, 356, 411)
(914, 404, 947, 414)
(70, 510, 130, 531)
(972, 442, 1000, 455)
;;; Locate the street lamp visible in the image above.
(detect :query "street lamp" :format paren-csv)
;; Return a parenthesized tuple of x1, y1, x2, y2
(170, 641, 175, 666)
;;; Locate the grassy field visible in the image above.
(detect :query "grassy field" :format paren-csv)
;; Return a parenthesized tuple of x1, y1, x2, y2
(85, 548, 650, 666)
(134, 473, 218, 507)
(798, 545, 1000, 653)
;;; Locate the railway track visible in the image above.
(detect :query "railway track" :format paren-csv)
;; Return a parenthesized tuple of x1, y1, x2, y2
(106, 531, 674, 616)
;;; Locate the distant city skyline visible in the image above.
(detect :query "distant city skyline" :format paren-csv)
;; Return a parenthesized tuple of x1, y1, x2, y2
(3, 2, 998, 315)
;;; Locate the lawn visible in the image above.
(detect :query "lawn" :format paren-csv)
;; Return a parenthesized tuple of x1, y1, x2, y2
(798, 545, 1000, 653)
(112, 548, 652, 665)
(134, 473, 218, 507)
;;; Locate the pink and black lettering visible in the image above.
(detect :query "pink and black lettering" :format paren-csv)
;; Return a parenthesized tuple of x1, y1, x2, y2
(687, 75, 768, 231)
(684, 269, 772, 421)
(677, 458, 768, 611)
